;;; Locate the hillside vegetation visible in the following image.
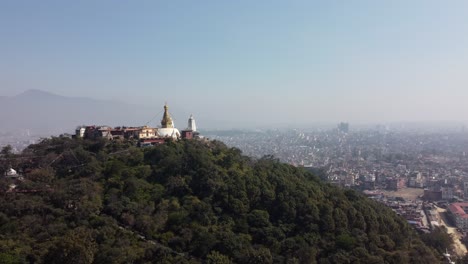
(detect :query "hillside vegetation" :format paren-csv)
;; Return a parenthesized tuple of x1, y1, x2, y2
(0, 137, 443, 263)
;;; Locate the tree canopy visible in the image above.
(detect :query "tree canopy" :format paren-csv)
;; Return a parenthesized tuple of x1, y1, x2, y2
(0, 137, 444, 263)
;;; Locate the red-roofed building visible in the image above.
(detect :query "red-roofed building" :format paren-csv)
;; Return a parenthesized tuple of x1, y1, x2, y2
(448, 202, 468, 230)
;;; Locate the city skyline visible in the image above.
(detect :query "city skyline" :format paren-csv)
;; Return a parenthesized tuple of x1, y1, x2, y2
(2, 1, 468, 126)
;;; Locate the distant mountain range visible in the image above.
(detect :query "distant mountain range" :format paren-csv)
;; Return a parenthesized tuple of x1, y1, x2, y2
(0, 90, 180, 136)
(3, 90, 466, 139)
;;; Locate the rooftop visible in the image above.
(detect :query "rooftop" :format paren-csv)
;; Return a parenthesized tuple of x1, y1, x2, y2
(448, 203, 468, 219)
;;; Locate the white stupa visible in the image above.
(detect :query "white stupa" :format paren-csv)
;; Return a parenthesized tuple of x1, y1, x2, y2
(157, 104, 180, 139)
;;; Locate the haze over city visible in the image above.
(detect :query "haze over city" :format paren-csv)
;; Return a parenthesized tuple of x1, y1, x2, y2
(1, 1, 468, 128)
(4, 2, 468, 262)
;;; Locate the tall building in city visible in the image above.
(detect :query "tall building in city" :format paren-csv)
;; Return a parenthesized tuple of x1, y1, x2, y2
(338, 122, 349, 133)
(463, 182, 468, 200)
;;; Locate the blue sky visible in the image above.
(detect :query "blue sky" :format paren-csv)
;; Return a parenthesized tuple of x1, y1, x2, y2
(1, 1, 468, 127)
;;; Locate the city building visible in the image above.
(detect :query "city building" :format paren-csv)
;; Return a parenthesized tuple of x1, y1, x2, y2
(441, 186, 455, 200)
(408, 171, 425, 188)
(386, 177, 405, 191)
(76, 126, 86, 138)
(463, 182, 468, 200)
(363, 174, 376, 190)
(337, 122, 349, 133)
(423, 189, 442, 201)
(448, 203, 468, 230)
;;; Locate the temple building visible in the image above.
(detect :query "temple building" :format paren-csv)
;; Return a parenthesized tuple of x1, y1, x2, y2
(74, 103, 198, 145)
(181, 114, 199, 140)
(138, 126, 157, 139)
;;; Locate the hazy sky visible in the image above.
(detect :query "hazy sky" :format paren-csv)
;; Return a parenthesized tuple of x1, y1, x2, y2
(1, 1, 468, 127)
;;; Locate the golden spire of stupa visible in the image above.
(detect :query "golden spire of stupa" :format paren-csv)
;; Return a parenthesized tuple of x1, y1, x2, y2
(161, 103, 174, 128)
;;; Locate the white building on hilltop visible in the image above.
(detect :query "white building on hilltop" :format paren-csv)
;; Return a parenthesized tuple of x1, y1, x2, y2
(187, 114, 197, 132)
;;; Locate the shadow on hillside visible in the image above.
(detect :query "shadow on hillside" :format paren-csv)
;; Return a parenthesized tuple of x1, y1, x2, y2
(439, 211, 455, 227)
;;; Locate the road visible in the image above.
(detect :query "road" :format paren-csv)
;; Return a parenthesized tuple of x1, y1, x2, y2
(435, 206, 467, 257)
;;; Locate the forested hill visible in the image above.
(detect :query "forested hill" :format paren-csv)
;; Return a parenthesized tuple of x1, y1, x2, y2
(0, 137, 442, 263)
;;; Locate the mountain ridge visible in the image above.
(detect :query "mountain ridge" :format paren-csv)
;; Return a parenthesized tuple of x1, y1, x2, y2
(0, 89, 187, 136)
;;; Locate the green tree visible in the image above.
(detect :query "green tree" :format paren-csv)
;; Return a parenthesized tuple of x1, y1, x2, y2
(420, 226, 454, 254)
(43, 227, 97, 264)
(206, 251, 232, 264)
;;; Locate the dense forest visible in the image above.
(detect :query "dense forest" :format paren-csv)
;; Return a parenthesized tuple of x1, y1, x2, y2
(0, 137, 449, 263)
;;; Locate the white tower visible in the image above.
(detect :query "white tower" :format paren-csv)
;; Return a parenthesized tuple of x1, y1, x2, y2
(187, 114, 197, 132)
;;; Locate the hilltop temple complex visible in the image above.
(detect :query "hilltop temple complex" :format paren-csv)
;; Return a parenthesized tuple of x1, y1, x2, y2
(74, 104, 199, 146)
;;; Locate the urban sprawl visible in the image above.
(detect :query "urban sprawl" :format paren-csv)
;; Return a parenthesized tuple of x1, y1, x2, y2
(206, 124, 468, 254)
(4, 116, 468, 255)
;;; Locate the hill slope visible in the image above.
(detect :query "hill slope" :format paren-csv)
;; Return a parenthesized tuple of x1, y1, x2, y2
(0, 138, 442, 263)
